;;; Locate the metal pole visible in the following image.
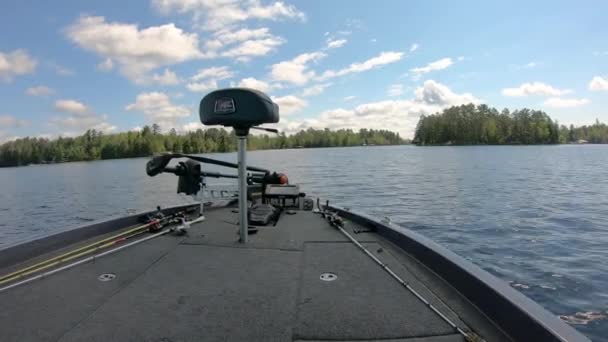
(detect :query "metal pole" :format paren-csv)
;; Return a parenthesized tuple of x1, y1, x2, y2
(237, 136, 248, 243)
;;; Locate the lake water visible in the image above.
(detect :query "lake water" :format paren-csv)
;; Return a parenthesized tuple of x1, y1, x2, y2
(0, 145, 607, 340)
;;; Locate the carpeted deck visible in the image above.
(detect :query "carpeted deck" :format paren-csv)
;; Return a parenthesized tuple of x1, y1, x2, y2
(0, 207, 509, 341)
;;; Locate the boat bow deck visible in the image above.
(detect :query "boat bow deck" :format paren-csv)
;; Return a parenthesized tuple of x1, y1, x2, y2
(0, 206, 511, 341)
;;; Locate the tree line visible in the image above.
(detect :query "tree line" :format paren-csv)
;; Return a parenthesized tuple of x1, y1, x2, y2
(560, 120, 608, 144)
(0, 126, 404, 167)
(414, 104, 608, 145)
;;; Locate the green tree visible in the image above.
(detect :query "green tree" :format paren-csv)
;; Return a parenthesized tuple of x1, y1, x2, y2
(414, 104, 561, 145)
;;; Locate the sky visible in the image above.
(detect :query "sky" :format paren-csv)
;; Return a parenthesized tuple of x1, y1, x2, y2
(0, 0, 607, 142)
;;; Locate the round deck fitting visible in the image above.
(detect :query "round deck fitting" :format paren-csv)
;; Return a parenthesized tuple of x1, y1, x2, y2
(320, 272, 337, 281)
(98, 273, 116, 282)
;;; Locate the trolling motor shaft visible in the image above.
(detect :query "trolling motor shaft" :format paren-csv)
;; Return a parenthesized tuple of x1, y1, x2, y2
(237, 134, 248, 242)
(199, 88, 280, 243)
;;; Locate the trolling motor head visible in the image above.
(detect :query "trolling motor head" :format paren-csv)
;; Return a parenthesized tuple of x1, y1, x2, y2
(146, 153, 173, 176)
(199, 88, 279, 136)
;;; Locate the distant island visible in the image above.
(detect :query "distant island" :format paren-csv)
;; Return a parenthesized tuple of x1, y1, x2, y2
(0, 127, 405, 167)
(414, 103, 608, 145)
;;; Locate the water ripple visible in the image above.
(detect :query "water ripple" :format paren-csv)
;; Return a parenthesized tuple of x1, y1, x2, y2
(0, 145, 607, 340)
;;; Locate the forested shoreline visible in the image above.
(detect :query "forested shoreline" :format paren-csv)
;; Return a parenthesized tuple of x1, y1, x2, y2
(0, 127, 404, 167)
(414, 104, 608, 145)
(2, 103, 607, 167)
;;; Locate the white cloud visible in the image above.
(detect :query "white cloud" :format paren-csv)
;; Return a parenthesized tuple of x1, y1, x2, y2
(247, 1, 306, 21)
(209, 27, 286, 61)
(409, 43, 419, 52)
(343, 95, 356, 101)
(302, 83, 331, 97)
(97, 58, 114, 71)
(502, 82, 571, 97)
(204, 39, 224, 52)
(326, 38, 347, 49)
(410, 57, 453, 76)
(26, 85, 54, 97)
(414, 80, 479, 105)
(48, 62, 75, 76)
(270, 52, 326, 85)
(51, 100, 115, 133)
(272, 95, 307, 115)
(237, 77, 271, 92)
(90, 121, 117, 133)
(54, 99, 90, 115)
(126, 92, 191, 127)
(214, 27, 271, 44)
(387, 84, 403, 97)
(543, 97, 590, 108)
(186, 81, 218, 92)
(0, 132, 23, 144)
(319, 51, 404, 80)
(57, 131, 80, 138)
(182, 26, 287, 63)
(589, 76, 608, 91)
(0, 116, 15, 127)
(151, 68, 180, 85)
(0, 49, 37, 82)
(221, 37, 284, 61)
(131, 126, 143, 132)
(187, 66, 234, 92)
(191, 66, 233, 81)
(66, 15, 203, 83)
(182, 121, 204, 132)
(152, 0, 305, 31)
(511, 61, 539, 70)
(275, 80, 478, 138)
(0, 115, 28, 128)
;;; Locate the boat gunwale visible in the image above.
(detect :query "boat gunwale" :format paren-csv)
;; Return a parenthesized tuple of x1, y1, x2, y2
(329, 204, 590, 342)
(0, 203, 202, 271)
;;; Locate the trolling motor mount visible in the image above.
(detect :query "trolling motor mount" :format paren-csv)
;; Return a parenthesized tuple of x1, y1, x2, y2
(200, 88, 280, 243)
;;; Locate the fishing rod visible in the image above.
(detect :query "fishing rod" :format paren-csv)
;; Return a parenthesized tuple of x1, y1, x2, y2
(0, 209, 187, 285)
(317, 204, 471, 340)
(0, 229, 148, 285)
(0, 227, 173, 293)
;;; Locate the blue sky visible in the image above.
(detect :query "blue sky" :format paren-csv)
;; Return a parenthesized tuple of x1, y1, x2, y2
(0, 0, 607, 141)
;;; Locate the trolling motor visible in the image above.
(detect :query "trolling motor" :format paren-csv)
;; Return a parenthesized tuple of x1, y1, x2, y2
(146, 151, 289, 224)
(200, 88, 280, 243)
(145, 88, 280, 242)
